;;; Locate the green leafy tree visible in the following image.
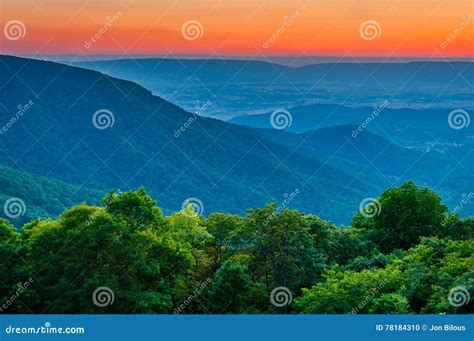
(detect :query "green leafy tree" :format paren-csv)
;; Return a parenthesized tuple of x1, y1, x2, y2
(2, 183, 472, 315)
(353, 181, 447, 252)
(440, 216, 474, 240)
(296, 237, 473, 314)
(295, 266, 403, 314)
(369, 293, 410, 313)
(0, 219, 24, 312)
(166, 203, 213, 311)
(205, 213, 244, 271)
(21, 190, 191, 313)
(242, 205, 327, 312)
(205, 261, 253, 313)
(406, 238, 473, 314)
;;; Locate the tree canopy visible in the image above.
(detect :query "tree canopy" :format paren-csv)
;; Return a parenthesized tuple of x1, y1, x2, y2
(1, 181, 472, 314)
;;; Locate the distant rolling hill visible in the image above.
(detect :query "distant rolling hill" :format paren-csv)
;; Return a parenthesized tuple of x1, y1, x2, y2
(230, 104, 474, 146)
(69, 58, 473, 87)
(67, 59, 474, 118)
(0, 55, 383, 225)
(257, 125, 421, 175)
(257, 125, 452, 178)
(255, 124, 474, 216)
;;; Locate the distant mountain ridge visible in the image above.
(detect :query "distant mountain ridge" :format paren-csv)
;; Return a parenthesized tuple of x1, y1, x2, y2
(230, 103, 474, 144)
(67, 58, 473, 118)
(69, 58, 473, 86)
(30, 54, 474, 66)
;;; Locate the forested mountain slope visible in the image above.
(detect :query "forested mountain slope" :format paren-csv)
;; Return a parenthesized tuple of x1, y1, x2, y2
(0, 55, 381, 224)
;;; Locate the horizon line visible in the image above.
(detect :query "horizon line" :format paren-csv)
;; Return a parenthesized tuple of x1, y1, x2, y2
(7, 53, 473, 67)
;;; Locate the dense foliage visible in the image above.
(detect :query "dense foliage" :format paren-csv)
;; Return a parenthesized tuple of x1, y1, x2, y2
(1, 182, 472, 314)
(0, 165, 103, 228)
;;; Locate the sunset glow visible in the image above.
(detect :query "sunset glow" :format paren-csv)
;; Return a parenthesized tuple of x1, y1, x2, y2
(1, 0, 473, 57)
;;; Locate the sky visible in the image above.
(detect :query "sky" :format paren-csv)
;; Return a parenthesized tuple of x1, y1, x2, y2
(1, 0, 473, 58)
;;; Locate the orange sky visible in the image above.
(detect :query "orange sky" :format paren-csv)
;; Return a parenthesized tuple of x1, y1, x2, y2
(1, 0, 473, 57)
